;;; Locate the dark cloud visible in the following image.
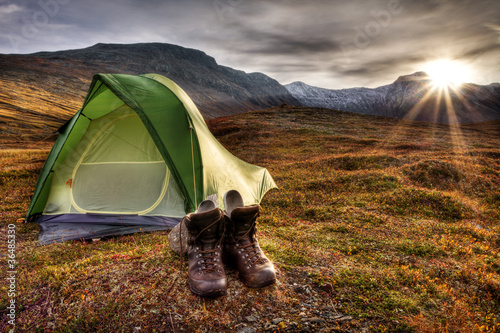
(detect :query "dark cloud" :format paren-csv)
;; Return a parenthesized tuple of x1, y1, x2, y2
(0, 0, 498, 88)
(223, 26, 341, 55)
(458, 43, 500, 60)
(332, 55, 425, 77)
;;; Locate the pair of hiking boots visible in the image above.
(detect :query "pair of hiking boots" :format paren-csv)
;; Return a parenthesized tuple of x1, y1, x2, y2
(170, 190, 276, 297)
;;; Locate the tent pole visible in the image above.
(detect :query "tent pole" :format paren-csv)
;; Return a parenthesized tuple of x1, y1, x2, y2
(189, 127, 197, 209)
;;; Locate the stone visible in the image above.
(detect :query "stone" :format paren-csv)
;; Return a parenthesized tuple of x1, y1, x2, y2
(168, 221, 189, 256)
(266, 325, 278, 332)
(245, 315, 258, 323)
(309, 317, 325, 324)
(271, 318, 283, 325)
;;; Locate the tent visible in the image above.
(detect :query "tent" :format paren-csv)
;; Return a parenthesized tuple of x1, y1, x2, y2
(26, 73, 277, 245)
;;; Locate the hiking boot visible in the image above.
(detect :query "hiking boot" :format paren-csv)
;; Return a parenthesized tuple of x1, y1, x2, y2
(169, 194, 219, 257)
(185, 200, 227, 297)
(223, 190, 276, 288)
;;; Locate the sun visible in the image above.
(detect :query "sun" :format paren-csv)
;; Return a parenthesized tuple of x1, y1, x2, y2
(424, 59, 471, 88)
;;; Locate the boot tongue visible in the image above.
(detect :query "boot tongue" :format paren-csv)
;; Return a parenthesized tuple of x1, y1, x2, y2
(231, 205, 260, 238)
(189, 208, 223, 246)
(230, 205, 268, 265)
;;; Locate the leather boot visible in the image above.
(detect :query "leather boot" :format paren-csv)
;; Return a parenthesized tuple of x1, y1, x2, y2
(185, 200, 227, 297)
(223, 190, 276, 288)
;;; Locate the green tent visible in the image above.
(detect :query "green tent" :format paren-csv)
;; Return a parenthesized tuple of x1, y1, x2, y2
(27, 73, 276, 245)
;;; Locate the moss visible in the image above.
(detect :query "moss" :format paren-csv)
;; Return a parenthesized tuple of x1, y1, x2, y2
(4, 106, 500, 332)
(403, 159, 463, 190)
(397, 239, 446, 257)
(379, 188, 468, 221)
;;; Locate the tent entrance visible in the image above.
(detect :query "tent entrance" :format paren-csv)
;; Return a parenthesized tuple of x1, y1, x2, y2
(43, 106, 186, 218)
(69, 113, 169, 215)
(71, 161, 169, 215)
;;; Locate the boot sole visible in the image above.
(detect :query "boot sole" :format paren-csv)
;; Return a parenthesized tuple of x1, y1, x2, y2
(224, 253, 277, 288)
(189, 284, 226, 297)
(241, 276, 276, 289)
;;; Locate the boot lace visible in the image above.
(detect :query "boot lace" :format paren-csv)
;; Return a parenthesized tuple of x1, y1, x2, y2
(235, 218, 267, 267)
(179, 213, 225, 273)
(194, 245, 222, 273)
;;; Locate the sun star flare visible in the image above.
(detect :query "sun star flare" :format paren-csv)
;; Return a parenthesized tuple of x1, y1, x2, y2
(424, 59, 472, 88)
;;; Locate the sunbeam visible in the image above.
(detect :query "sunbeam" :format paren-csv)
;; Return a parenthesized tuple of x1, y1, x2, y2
(424, 59, 472, 89)
(376, 62, 475, 161)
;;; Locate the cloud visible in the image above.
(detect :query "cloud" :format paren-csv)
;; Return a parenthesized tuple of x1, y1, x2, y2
(486, 24, 500, 43)
(0, 0, 499, 87)
(458, 43, 500, 60)
(227, 27, 341, 55)
(0, 3, 23, 15)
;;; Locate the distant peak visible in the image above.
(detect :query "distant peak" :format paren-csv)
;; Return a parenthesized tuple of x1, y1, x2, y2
(395, 71, 431, 83)
(29, 42, 219, 67)
(286, 81, 309, 87)
(285, 81, 325, 90)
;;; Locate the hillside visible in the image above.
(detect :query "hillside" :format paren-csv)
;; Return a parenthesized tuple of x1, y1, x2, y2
(3, 43, 499, 149)
(286, 72, 500, 124)
(0, 43, 298, 144)
(1, 107, 499, 332)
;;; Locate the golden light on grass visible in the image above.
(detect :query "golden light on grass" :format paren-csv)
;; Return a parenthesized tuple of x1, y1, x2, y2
(399, 59, 475, 123)
(383, 59, 477, 167)
(2, 106, 499, 331)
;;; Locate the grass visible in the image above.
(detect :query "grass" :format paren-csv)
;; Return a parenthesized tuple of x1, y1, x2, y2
(1, 106, 499, 332)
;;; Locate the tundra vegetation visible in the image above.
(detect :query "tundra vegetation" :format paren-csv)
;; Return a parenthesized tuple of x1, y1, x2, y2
(1, 106, 499, 332)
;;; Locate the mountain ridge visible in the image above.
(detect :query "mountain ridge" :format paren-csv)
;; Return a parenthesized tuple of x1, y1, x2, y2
(286, 72, 500, 124)
(0, 42, 299, 141)
(2, 42, 500, 144)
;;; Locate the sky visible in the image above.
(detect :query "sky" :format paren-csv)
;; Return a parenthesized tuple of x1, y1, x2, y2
(0, 0, 499, 89)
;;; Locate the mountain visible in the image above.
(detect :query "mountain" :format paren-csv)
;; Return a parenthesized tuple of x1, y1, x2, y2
(286, 72, 500, 124)
(0, 42, 298, 141)
(2, 43, 499, 144)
